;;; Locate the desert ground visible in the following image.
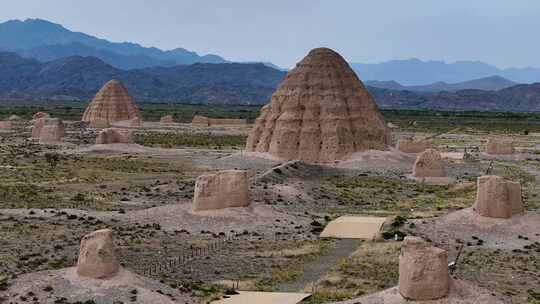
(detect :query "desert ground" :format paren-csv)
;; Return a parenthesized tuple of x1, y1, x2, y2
(1, 106, 539, 304)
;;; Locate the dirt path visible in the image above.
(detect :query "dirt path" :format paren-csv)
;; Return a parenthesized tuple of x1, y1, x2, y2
(278, 239, 363, 292)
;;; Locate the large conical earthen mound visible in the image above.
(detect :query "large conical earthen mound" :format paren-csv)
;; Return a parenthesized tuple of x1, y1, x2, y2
(82, 79, 140, 128)
(246, 47, 391, 163)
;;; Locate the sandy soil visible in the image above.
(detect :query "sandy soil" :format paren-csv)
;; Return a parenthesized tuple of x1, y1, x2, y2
(3, 267, 197, 304)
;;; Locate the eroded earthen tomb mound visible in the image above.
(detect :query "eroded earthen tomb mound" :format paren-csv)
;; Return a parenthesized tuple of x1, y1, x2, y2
(486, 138, 513, 155)
(413, 149, 445, 177)
(160, 115, 174, 124)
(474, 175, 523, 218)
(192, 115, 210, 126)
(32, 118, 65, 143)
(8, 114, 21, 121)
(245, 47, 391, 163)
(82, 79, 140, 128)
(193, 170, 250, 211)
(96, 128, 133, 144)
(396, 136, 430, 153)
(32, 112, 50, 120)
(77, 229, 120, 279)
(399, 236, 450, 301)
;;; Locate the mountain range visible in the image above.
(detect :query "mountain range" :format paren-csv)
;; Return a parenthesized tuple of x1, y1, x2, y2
(1, 51, 540, 111)
(365, 76, 517, 92)
(351, 59, 540, 85)
(0, 19, 227, 70)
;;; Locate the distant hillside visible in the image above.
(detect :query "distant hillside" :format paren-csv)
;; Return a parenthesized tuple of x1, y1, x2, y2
(2, 51, 540, 111)
(366, 76, 517, 92)
(0, 52, 285, 104)
(0, 19, 227, 69)
(352, 58, 540, 85)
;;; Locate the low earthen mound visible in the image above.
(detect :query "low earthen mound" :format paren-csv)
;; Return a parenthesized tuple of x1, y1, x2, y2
(245, 47, 391, 163)
(399, 237, 449, 300)
(77, 229, 120, 279)
(412, 149, 445, 177)
(473, 175, 523, 218)
(192, 115, 210, 126)
(0, 120, 12, 130)
(33, 118, 65, 143)
(160, 115, 174, 123)
(396, 137, 430, 153)
(193, 170, 250, 211)
(486, 138, 513, 155)
(32, 112, 50, 120)
(8, 114, 21, 121)
(96, 128, 133, 144)
(82, 79, 140, 128)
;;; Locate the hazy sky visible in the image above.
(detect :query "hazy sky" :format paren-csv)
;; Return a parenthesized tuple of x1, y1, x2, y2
(1, 0, 540, 68)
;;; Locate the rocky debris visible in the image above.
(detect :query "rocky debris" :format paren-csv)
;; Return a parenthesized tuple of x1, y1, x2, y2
(0, 120, 12, 130)
(396, 136, 430, 153)
(486, 138, 513, 155)
(413, 149, 445, 177)
(32, 118, 65, 143)
(245, 47, 391, 163)
(82, 79, 140, 128)
(192, 115, 247, 126)
(473, 175, 523, 218)
(96, 128, 133, 144)
(398, 236, 450, 300)
(160, 115, 174, 123)
(32, 112, 50, 120)
(76, 229, 120, 279)
(193, 170, 250, 211)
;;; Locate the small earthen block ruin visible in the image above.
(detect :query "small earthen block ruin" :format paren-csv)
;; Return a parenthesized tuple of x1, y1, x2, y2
(396, 136, 430, 153)
(474, 175, 523, 218)
(193, 170, 250, 211)
(399, 236, 450, 301)
(32, 118, 65, 143)
(76, 229, 120, 279)
(486, 138, 514, 155)
(160, 115, 174, 124)
(413, 149, 445, 177)
(96, 128, 133, 144)
(82, 79, 140, 128)
(245, 47, 391, 163)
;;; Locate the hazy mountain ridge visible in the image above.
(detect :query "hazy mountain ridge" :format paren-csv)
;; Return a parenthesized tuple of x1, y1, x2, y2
(352, 59, 540, 85)
(0, 18, 227, 69)
(365, 76, 517, 92)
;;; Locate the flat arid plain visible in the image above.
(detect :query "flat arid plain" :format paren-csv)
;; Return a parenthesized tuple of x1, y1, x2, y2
(1, 101, 540, 304)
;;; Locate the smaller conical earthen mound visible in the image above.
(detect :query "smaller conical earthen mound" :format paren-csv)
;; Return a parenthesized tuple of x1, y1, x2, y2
(77, 229, 120, 279)
(399, 236, 450, 301)
(83, 80, 140, 128)
(160, 115, 174, 124)
(413, 149, 445, 178)
(474, 175, 523, 218)
(246, 47, 391, 163)
(32, 118, 65, 143)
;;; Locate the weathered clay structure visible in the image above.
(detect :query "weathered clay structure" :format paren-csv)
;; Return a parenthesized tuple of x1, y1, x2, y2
(8, 115, 21, 121)
(32, 118, 65, 143)
(96, 128, 133, 144)
(32, 112, 50, 120)
(0, 121, 11, 130)
(160, 115, 174, 124)
(486, 138, 513, 155)
(245, 47, 391, 163)
(399, 236, 450, 300)
(473, 175, 523, 218)
(412, 149, 445, 177)
(193, 170, 250, 211)
(396, 136, 430, 153)
(82, 79, 140, 128)
(76, 229, 120, 279)
(192, 115, 247, 126)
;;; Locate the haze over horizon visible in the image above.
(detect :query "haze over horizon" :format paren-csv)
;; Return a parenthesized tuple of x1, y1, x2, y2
(1, 0, 540, 69)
